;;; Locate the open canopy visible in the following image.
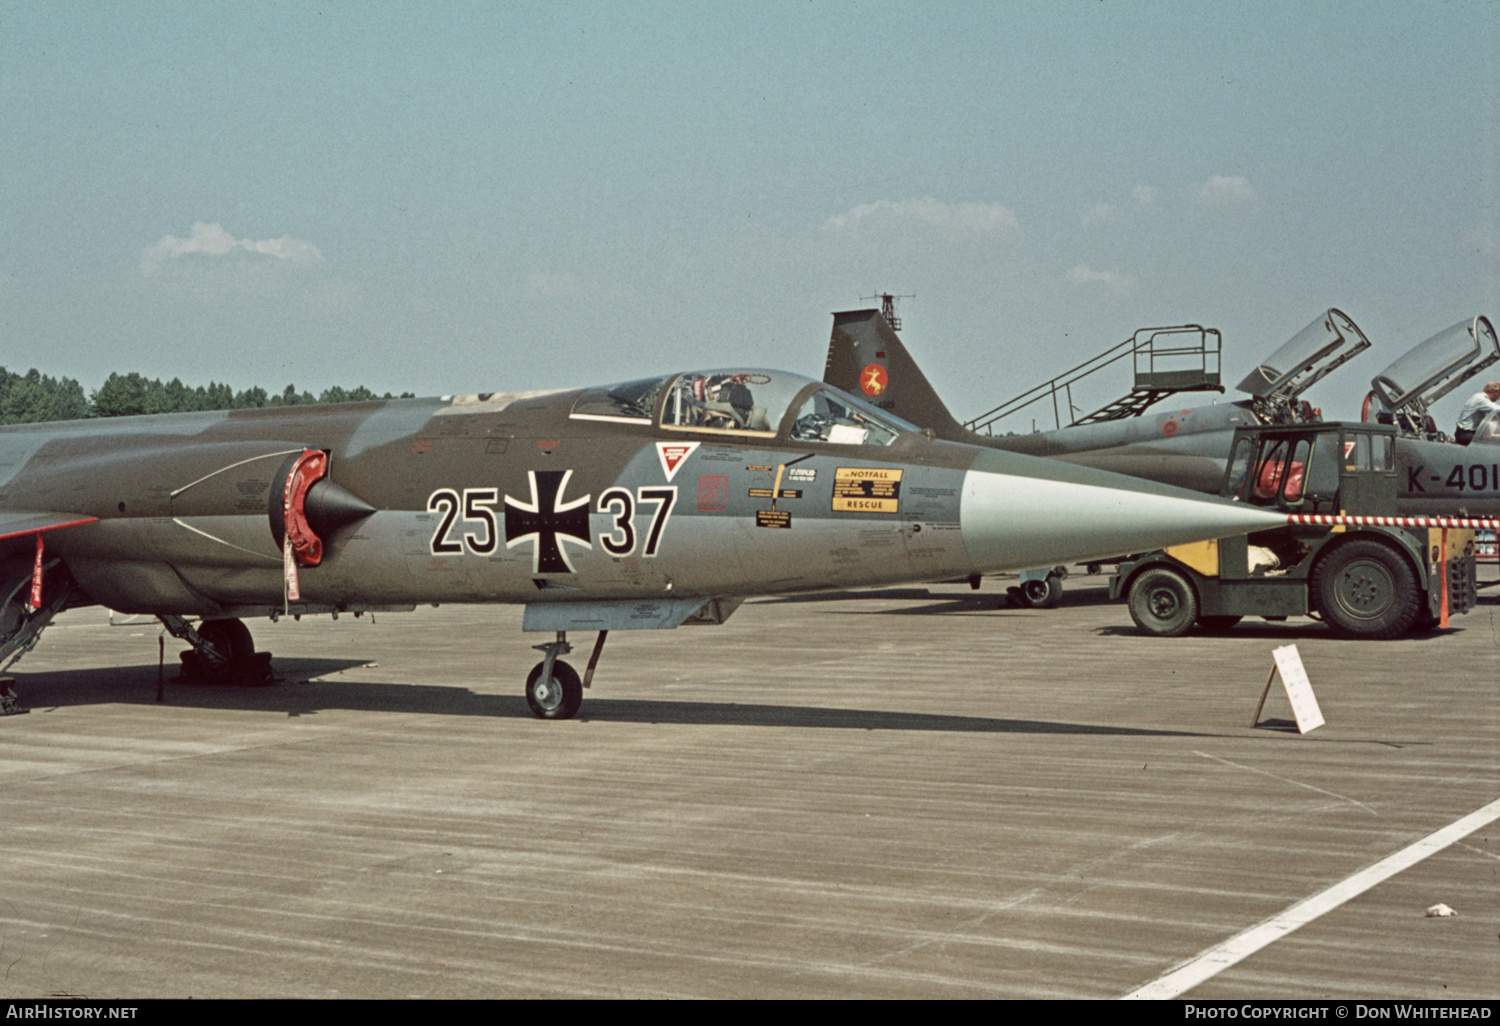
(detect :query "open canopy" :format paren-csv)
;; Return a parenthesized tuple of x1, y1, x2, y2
(1234, 308, 1370, 401)
(1370, 315, 1499, 413)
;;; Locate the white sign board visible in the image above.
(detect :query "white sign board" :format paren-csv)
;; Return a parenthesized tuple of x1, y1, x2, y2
(1272, 644, 1324, 733)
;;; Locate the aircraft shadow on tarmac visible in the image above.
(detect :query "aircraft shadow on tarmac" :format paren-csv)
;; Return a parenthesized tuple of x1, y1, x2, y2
(7, 659, 1220, 737)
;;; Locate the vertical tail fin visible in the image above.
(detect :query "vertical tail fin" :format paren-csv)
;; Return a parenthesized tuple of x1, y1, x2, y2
(823, 309, 967, 438)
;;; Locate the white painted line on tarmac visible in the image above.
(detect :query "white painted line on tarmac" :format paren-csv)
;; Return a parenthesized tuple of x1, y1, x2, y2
(1122, 796, 1500, 1000)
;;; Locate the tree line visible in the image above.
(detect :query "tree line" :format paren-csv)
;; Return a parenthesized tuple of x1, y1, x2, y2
(0, 367, 416, 425)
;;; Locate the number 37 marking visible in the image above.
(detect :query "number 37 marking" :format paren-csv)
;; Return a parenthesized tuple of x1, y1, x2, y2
(597, 486, 676, 557)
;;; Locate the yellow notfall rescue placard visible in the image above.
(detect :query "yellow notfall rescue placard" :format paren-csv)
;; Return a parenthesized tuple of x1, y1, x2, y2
(832, 467, 903, 513)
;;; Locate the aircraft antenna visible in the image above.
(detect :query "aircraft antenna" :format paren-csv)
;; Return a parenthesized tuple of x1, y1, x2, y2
(861, 291, 914, 332)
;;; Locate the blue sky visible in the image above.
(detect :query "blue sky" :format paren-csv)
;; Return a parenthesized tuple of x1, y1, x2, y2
(2, 1, 1496, 425)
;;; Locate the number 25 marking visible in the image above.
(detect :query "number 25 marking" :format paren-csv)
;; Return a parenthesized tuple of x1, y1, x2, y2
(428, 488, 499, 555)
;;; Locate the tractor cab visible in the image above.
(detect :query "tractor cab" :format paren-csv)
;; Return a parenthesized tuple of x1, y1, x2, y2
(1111, 420, 1476, 638)
(1223, 421, 1397, 516)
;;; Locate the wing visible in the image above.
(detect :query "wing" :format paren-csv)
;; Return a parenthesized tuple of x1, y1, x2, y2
(0, 511, 99, 550)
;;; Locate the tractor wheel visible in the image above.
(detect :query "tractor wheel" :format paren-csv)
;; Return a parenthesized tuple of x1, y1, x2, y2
(1311, 539, 1419, 639)
(1127, 568, 1199, 637)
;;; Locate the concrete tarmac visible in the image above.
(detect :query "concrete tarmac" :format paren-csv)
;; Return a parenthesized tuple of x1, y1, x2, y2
(1, 572, 1496, 999)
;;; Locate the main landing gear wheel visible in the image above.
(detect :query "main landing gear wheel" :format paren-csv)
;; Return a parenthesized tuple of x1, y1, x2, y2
(526, 660, 582, 720)
(1128, 567, 1199, 637)
(170, 616, 273, 685)
(190, 618, 255, 682)
(1311, 539, 1419, 639)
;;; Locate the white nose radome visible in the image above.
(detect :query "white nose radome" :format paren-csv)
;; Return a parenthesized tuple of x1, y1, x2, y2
(959, 457, 1285, 573)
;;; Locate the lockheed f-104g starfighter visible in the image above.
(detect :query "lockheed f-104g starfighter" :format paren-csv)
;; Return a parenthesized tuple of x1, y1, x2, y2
(0, 367, 1286, 718)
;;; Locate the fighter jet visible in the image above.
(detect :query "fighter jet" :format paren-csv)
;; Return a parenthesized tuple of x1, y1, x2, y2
(824, 306, 1370, 494)
(1362, 315, 1500, 517)
(0, 366, 1287, 719)
(823, 306, 1372, 605)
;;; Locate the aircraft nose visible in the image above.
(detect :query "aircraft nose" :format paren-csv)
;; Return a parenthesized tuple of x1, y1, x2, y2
(958, 451, 1285, 573)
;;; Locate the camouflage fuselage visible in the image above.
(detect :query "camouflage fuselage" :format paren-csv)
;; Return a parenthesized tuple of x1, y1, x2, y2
(0, 366, 1291, 624)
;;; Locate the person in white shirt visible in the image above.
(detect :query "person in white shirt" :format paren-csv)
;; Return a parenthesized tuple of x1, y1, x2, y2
(1455, 380, 1500, 445)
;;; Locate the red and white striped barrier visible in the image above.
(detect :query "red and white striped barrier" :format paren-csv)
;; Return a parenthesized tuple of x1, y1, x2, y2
(1283, 514, 1499, 627)
(1286, 514, 1500, 531)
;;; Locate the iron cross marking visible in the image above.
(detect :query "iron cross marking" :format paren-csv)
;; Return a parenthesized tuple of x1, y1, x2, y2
(504, 469, 592, 574)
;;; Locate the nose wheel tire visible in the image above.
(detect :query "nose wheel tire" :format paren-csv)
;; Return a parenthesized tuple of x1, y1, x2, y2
(526, 660, 582, 720)
(1127, 567, 1199, 637)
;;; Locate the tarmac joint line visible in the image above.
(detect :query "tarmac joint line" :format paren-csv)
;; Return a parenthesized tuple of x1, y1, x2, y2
(1193, 750, 1379, 816)
(1122, 795, 1500, 999)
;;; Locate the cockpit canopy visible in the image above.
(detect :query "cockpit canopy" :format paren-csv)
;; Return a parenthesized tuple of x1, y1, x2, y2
(1234, 308, 1370, 401)
(1370, 315, 1499, 413)
(569, 368, 916, 446)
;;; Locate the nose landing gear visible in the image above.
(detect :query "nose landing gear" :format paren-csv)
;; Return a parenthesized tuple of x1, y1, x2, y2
(525, 630, 607, 719)
(526, 658, 581, 719)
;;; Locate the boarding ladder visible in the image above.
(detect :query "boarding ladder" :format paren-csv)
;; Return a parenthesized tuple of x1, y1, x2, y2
(964, 325, 1224, 436)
